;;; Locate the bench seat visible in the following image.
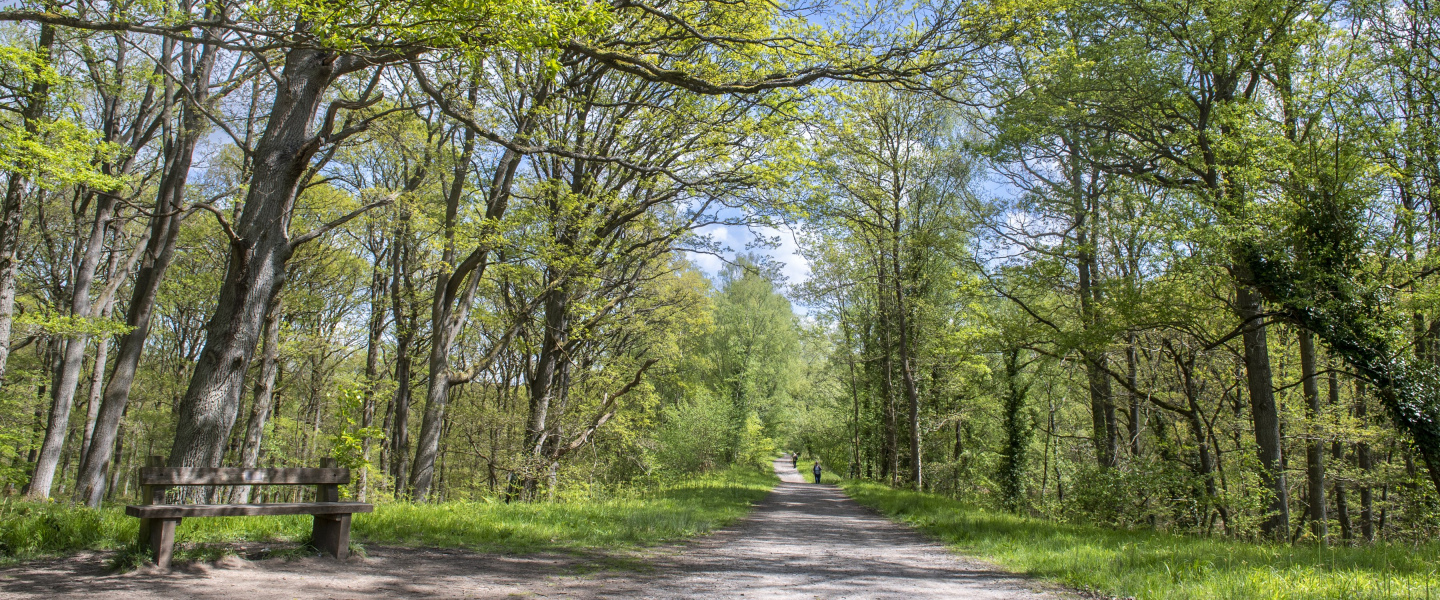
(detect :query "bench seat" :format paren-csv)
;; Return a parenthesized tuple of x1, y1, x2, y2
(126, 501, 374, 519)
(126, 457, 370, 569)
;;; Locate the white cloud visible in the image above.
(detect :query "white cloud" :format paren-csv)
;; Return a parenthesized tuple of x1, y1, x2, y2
(687, 224, 809, 286)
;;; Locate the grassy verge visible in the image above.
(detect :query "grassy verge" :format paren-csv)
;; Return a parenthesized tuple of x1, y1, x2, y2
(843, 480, 1440, 600)
(0, 464, 775, 567)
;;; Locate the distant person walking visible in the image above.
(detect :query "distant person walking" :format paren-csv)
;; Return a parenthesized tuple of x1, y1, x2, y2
(812, 461, 822, 484)
(792, 454, 798, 469)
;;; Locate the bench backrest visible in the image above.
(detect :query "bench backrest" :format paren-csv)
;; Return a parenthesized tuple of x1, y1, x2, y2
(139, 456, 345, 504)
(139, 467, 349, 486)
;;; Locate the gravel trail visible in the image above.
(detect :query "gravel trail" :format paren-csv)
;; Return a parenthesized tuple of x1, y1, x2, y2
(0, 459, 1065, 599)
(596, 457, 1063, 599)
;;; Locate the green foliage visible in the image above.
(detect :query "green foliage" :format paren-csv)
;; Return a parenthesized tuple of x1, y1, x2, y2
(673, 257, 801, 465)
(653, 389, 730, 474)
(0, 45, 123, 192)
(845, 481, 1440, 600)
(13, 310, 133, 339)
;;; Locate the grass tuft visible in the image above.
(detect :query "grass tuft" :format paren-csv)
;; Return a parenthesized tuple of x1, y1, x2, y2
(843, 481, 1440, 600)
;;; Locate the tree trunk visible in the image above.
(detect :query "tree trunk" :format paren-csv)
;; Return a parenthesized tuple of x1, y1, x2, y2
(410, 128, 482, 502)
(1299, 330, 1326, 542)
(0, 22, 54, 388)
(523, 267, 572, 494)
(79, 320, 110, 463)
(874, 257, 898, 483)
(890, 227, 923, 488)
(388, 216, 414, 493)
(229, 299, 282, 503)
(1126, 337, 1142, 458)
(999, 348, 1030, 512)
(1237, 283, 1289, 540)
(1356, 381, 1374, 542)
(1330, 365, 1351, 540)
(78, 243, 129, 469)
(168, 47, 358, 470)
(358, 246, 387, 502)
(27, 193, 117, 499)
(75, 29, 219, 506)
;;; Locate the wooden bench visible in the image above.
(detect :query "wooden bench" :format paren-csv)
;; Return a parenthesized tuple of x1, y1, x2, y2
(125, 456, 373, 568)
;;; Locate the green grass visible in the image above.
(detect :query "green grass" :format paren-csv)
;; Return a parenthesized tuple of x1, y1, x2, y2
(843, 481, 1440, 599)
(0, 464, 775, 567)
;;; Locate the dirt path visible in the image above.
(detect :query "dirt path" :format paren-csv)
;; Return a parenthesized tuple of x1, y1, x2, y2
(0, 460, 1064, 599)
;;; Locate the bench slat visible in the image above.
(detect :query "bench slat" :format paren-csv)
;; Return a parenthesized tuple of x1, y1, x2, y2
(139, 467, 349, 486)
(125, 502, 373, 519)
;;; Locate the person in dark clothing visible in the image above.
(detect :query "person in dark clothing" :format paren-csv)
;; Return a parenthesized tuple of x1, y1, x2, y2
(792, 454, 798, 469)
(812, 461, 822, 484)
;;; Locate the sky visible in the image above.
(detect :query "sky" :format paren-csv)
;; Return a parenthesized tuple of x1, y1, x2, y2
(687, 222, 813, 314)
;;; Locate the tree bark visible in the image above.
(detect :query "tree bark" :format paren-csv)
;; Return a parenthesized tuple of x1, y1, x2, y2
(1237, 283, 1289, 540)
(0, 22, 55, 388)
(389, 224, 415, 495)
(79, 318, 110, 463)
(358, 248, 387, 503)
(890, 216, 922, 488)
(168, 47, 369, 470)
(28, 190, 116, 499)
(1356, 381, 1374, 541)
(410, 127, 482, 501)
(74, 33, 217, 505)
(1070, 139, 1116, 470)
(1330, 367, 1351, 540)
(229, 298, 282, 503)
(78, 242, 132, 469)
(1299, 330, 1327, 542)
(522, 261, 574, 496)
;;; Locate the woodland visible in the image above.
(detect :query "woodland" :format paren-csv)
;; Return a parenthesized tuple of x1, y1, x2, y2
(0, 0, 1439, 558)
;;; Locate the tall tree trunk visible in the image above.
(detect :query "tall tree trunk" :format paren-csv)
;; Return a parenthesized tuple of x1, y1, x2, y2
(79, 318, 111, 463)
(229, 299, 282, 503)
(0, 21, 55, 387)
(523, 264, 572, 495)
(78, 243, 132, 469)
(1356, 381, 1374, 542)
(875, 259, 898, 483)
(1237, 283, 1289, 540)
(168, 47, 365, 470)
(890, 225, 923, 488)
(999, 348, 1030, 512)
(28, 193, 117, 499)
(389, 238, 414, 495)
(1174, 355, 1220, 518)
(1299, 330, 1327, 542)
(1126, 337, 1142, 457)
(358, 251, 386, 503)
(410, 127, 482, 501)
(75, 28, 220, 506)
(1330, 366, 1351, 540)
(1072, 144, 1116, 470)
(407, 72, 549, 501)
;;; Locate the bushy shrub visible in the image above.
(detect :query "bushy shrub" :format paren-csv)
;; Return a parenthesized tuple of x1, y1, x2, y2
(654, 390, 732, 474)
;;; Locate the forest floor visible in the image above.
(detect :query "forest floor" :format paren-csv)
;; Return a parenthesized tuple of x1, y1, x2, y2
(0, 459, 1065, 599)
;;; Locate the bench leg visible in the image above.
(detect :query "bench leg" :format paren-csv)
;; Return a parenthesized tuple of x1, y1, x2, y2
(142, 517, 180, 569)
(311, 514, 351, 559)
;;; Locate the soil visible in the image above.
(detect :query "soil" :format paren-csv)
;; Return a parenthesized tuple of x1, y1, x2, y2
(0, 460, 1069, 599)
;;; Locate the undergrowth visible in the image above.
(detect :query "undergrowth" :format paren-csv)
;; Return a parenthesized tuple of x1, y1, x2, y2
(843, 480, 1440, 600)
(0, 464, 775, 567)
